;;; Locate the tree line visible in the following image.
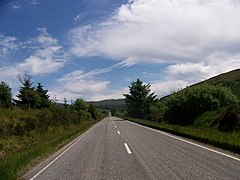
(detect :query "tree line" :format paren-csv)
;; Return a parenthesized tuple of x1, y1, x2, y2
(0, 74, 50, 108)
(124, 79, 240, 132)
(0, 74, 102, 137)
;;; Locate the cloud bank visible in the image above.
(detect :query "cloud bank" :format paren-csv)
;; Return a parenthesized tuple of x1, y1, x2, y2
(70, 0, 240, 62)
(68, 0, 240, 99)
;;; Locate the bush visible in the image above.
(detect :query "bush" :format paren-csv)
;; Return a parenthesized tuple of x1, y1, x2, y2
(164, 84, 239, 125)
(218, 105, 240, 132)
(146, 101, 166, 122)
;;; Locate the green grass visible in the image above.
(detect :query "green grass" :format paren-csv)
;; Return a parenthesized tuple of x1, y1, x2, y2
(0, 120, 99, 180)
(127, 117, 240, 154)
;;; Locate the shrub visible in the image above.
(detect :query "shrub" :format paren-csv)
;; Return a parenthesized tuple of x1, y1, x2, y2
(164, 84, 239, 125)
(218, 105, 240, 132)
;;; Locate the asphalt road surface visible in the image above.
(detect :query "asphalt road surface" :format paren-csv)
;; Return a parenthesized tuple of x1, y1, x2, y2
(25, 116, 240, 180)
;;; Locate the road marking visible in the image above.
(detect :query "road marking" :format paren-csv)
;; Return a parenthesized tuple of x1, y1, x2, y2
(29, 123, 96, 180)
(117, 131, 121, 135)
(124, 143, 132, 154)
(115, 125, 117, 128)
(127, 121, 240, 162)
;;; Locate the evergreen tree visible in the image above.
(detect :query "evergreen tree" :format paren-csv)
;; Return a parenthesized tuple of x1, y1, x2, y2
(0, 81, 12, 107)
(123, 79, 157, 118)
(36, 83, 51, 108)
(16, 74, 38, 108)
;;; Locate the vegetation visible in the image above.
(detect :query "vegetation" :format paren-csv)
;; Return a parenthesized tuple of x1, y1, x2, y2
(122, 72, 240, 154)
(123, 79, 157, 118)
(164, 84, 238, 125)
(197, 68, 240, 99)
(0, 75, 104, 179)
(0, 82, 12, 108)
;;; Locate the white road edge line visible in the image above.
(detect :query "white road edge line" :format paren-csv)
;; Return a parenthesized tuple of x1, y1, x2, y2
(124, 143, 132, 154)
(29, 124, 96, 180)
(127, 121, 240, 162)
(117, 131, 121, 135)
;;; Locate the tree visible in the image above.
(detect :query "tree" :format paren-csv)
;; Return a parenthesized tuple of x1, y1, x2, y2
(36, 83, 51, 108)
(88, 104, 99, 120)
(123, 79, 157, 118)
(16, 74, 38, 108)
(0, 81, 12, 107)
(73, 98, 89, 111)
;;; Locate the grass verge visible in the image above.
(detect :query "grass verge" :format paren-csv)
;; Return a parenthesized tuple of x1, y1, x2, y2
(0, 120, 99, 180)
(127, 117, 240, 154)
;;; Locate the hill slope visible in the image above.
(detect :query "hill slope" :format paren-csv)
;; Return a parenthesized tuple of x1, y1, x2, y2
(199, 69, 240, 99)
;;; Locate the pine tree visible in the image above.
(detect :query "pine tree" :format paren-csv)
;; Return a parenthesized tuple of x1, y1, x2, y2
(16, 74, 38, 108)
(36, 83, 51, 108)
(0, 81, 12, 107)
(123, 79, 157, 118)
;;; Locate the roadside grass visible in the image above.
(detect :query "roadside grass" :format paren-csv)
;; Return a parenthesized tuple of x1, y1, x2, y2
(126, 117, 240, 154)
(0, 120, 99, 180)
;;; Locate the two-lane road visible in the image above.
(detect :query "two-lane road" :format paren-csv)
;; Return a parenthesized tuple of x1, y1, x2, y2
(25, 116, 240, 180)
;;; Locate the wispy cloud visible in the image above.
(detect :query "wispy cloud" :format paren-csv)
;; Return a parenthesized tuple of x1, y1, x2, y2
(67, 0, 240, 99)
(0, 28, 67, 89)
(8, 1, 21, 9)
(0, 34, 18, 55)
(73, 12, 88, 23)
(29, 0, 40, 5)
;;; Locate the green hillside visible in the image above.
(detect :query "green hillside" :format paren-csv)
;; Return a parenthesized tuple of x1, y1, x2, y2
(88, 99, 126, 111)
(199, 69, 240, 99)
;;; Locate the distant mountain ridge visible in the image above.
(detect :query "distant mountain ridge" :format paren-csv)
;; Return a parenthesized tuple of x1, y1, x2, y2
(88, 99, 126, 110)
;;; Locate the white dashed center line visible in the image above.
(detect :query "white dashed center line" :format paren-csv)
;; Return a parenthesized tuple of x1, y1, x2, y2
(117, 131, 121, 135)
(124, 143, 132, 154)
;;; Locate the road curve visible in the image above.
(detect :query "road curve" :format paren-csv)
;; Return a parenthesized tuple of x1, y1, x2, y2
(25, 116, 240, 180)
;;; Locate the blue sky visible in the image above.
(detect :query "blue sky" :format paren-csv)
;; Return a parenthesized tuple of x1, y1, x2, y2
(1, 0, 240, 101)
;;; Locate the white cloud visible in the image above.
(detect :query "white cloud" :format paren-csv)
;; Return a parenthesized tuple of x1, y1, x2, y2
(73, 13, 87, 23)
(8, 2, 21, 9)
(29, 0, 40, 5)
(50, 69, 111, 101)
(0, 28, 67, 87)
(50, 61, 131, 101)
(68, 0, 240, 99)
(151, 53, 240, 98)
(0, 34, 18, 55)
(69, 0, 240, 64)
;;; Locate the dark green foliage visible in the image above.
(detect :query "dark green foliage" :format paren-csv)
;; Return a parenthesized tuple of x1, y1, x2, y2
(218, 105, 240, 132)
(73, 98, 89, 111)
(123, 79, 157, 118)
(164, 84, 239, 125)
(16, 74, 38, 108)
(35, 83, 51, 108)
(0, 81, 12, 107)
(197, 68, 240, 99)
(88, 104, 99, 120)
(146, 101, 166, 122)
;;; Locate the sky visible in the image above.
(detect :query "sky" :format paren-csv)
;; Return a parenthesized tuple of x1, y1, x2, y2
(1, 0, 240, 102)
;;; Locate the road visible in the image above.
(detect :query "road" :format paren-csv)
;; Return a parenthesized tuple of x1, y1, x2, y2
(25, 116, 240, 180)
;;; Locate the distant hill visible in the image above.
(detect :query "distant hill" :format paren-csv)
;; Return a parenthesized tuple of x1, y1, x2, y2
(198, 69, 240, 99)
(88, 99, 126, 111)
